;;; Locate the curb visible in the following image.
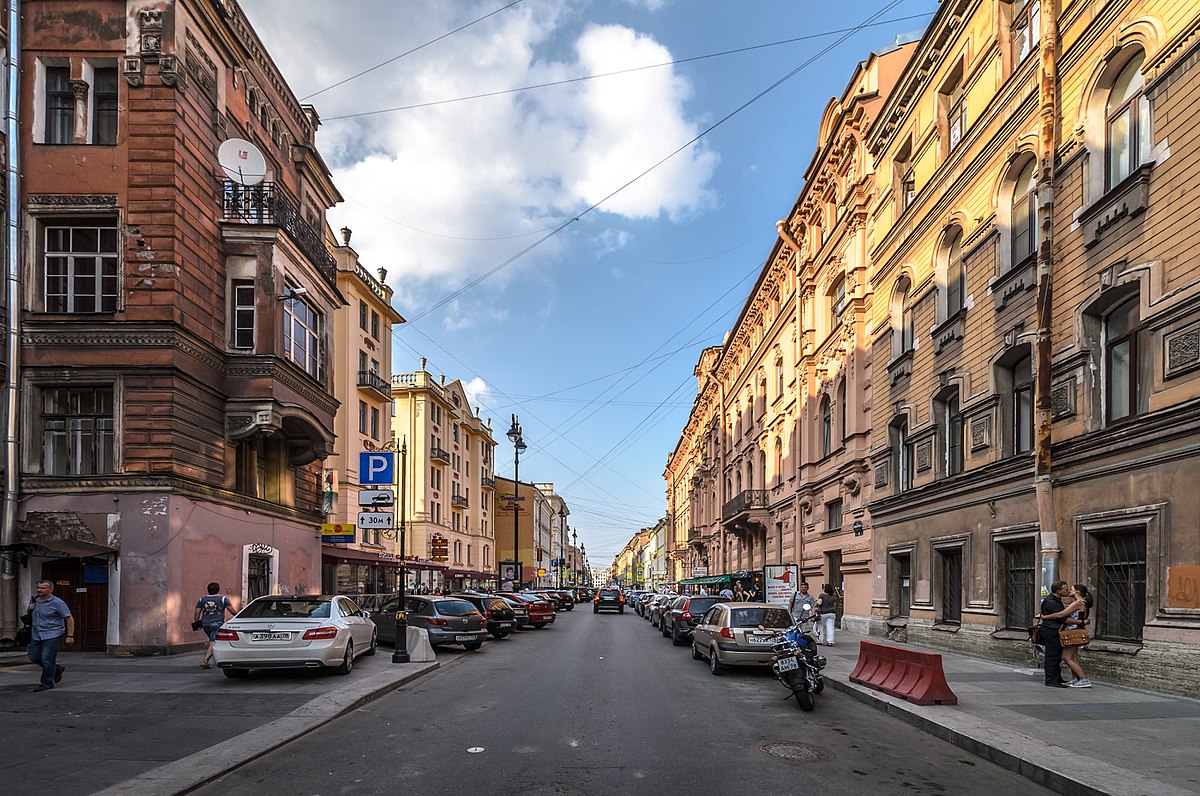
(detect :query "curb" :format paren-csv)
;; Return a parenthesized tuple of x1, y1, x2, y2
(93, 660, 441, 796)
(825, 674, 1192, 796)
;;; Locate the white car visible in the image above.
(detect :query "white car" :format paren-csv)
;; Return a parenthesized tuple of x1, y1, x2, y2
(213, 594, 377, 678)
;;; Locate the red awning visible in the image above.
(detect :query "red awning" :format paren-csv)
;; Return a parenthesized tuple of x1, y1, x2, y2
(443, 569, 498, 580)
(321, 546, 446, 571)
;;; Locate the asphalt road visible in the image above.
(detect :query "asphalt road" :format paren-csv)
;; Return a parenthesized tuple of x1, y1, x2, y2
(194, 606, 1054, 796)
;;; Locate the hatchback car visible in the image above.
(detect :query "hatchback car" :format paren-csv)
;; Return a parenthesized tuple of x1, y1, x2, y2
(593, 587, 624, 613)
(496, 592, 556, 628)
(647, 595, 674, 627)
(213, 594, 376, 678)
(690, 601, 794, 675)
(449, 592, 517, 639)
(496, 594, 532, 628)
(370, 595, 488, 650)
(661, 595, 729, 645)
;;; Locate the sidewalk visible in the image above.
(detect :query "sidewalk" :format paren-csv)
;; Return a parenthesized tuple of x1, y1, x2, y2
(0, 647, 437, 795)
(820, 632, 1200, 796)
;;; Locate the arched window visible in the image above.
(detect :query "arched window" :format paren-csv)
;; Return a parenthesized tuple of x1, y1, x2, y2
(896, 280, 915, 354)
(820, 395, 832, 457)
(777, 360, 785, 398)
(945, 226, 966, 316)
(774, 437, 783, 486)
(1011, 159, 1038, 267)
(1107, 52, 1151, 189)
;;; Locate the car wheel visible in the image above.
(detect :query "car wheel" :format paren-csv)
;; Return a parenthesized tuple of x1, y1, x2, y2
(464, 641, 483, 651)
(333, 642, 354, 675)
(618, 608, 624, 614)
(500, 631, 512, 638)
(671, 628, 685, 646)
(709, 647, 724, 676)
(691, 641, 704, 661)
(661, 622, 670, 638)
(364, 629, 378, 656)
(222, 668, 249, 679)
(490, 630, 505, 639)
(533, 622, 546, 629)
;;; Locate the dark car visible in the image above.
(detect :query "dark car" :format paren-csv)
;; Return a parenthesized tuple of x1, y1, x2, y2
(525, 590, 573, 611)
(647, 595, 674, 627)
(593, 588, 624, 613)
(661, 595, 729, 645)
(449, 592, 517, 639)
(369, 595, 488, 650)
(497, 592, 556, 628)
(496, 594, 532, 628)
(542, 589, 576, 610)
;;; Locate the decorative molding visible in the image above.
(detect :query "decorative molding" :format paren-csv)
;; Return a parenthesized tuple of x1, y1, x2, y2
(1051, 378, 1077, 421)
(158, 54, 182, 89)
(990, 256, 1037, 310)
(915, 441, 933, 473)
(887, 350, 913, 385)
(123, 56, 143, 87)
(933, 310, 966, 354)
(970, 416, 990, 452)
(28, 194, 117, 207)
(139, 9, 164, 58)
(1164, 321, 1200, 380)
(1078, 164, 1152, 248)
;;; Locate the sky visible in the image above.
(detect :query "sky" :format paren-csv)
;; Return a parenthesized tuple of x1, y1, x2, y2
(240, 0, 939, 567)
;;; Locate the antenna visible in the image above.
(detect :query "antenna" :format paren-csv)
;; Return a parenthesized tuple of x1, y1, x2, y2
(217, 138, 267, 186)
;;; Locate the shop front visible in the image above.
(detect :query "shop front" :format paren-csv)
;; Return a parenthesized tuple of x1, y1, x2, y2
(321, 547, 447, 607)
(442, 567, 499, 594)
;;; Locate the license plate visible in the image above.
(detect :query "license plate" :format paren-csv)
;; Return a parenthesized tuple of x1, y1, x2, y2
(777, 656, 799, 672)
(455, 635, 475, 641)
(498, 622, 513, 628)
(251, 632, 290, 641)
(748, 635, 773, 645)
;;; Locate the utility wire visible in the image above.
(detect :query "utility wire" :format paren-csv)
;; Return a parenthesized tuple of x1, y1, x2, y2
(299, 0, 526, 101)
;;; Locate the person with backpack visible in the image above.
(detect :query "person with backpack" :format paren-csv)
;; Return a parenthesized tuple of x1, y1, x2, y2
(815, 583, 838, 646)
(194, 582, 236, 670)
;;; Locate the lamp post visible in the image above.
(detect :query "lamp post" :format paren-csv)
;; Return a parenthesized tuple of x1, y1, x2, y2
(557, 506, 566, 588)
(506, 415, 526, 591)
(572, 529, 578, 586)
(392, 438, 409, 664)
(580, 542, 586, 586)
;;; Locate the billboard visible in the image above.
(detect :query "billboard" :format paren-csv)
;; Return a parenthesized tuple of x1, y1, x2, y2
(763, 564, 800, 607)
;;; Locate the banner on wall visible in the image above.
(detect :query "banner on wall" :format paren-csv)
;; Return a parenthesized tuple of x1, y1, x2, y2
(763, 564, 800, 607)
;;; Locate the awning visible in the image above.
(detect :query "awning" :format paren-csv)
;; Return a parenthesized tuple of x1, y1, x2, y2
(443, 569, 498, 580)
(3, 537, 117, 560)
(321, 546, 446, 571)
(7, 511, 118, 560)
(679, 574, 730, 586)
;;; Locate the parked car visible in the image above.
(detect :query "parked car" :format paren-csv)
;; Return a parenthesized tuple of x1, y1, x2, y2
(524, 590, 572, 611)
(593, 587, 624, 613)
(690, 601, 794, 675)
(213, 594, 376, 678)
(661, 595, 729, 645)
(542, 589, 576, 610)
(497, 592, 556, 628)
(496, 594, 532, 628)
(449, 592, 517, 639)
(369, 595, 487, 650)
(647, 595, 674, 627)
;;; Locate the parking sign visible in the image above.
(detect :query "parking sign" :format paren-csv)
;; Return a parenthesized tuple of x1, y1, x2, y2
(359, 451, 395, 485)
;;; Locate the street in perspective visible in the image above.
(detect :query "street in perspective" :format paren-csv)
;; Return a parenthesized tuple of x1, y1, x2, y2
(2, 1, 1200, 795)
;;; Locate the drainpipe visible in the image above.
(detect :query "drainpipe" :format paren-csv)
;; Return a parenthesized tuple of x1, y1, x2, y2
(776, 220, 805, 571)
(1, 0, 21, 642)
(1034, 2, 1060, 597)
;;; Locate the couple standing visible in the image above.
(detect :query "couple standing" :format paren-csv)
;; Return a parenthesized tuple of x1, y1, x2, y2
(788, 581, 838, 646)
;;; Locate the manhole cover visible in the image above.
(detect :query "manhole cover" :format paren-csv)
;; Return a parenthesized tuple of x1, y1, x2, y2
(760, 742, 834, 763)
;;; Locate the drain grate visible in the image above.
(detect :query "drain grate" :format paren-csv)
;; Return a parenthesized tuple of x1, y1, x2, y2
(760, 742, 834, 763)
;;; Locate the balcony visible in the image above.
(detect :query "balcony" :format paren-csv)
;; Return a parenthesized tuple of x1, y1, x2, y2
(357, 370, 391, 398)
(431, 446, 450, 464)
(452, 494, 469, 508)
(222, 181, 337, 290)
(481, 475, 495, 490)
(722, 489, 771, 534)
(688, 527, 704, 546)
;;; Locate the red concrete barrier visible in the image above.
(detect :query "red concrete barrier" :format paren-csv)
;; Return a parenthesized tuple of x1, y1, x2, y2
(849, 641, 957, 706)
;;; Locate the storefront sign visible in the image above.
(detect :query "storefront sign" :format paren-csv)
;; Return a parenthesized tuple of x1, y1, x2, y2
(321, 523, 356, 544)
(764, 564, 800, 607)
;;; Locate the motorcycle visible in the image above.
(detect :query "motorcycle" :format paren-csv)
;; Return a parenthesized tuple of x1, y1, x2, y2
(771, 608, 826, 712)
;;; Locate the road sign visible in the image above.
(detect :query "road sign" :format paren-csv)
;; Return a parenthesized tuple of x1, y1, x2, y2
(693, 567, 708, 576)
(359, 452, 394, 485)
(357, 511, 395, 529)
(321, 523, 356, 544)
(536, 568, 547, 577)
(358, 489, 395, 507)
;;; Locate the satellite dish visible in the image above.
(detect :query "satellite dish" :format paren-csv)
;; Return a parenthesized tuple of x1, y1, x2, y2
(218, 138, 267, 186)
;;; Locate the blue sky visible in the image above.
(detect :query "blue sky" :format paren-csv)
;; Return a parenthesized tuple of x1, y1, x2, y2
(242, 0, 939, 566)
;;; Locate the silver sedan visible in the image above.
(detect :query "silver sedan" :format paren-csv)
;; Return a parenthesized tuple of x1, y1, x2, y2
(213, 594, 377, 678)
(690, 601, 794, 675)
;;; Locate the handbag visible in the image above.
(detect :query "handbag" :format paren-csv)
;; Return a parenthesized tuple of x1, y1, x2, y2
(1059, 627, 1089, 647)
(191, 619, 204, 632)
(1028, 622, 1042, 645)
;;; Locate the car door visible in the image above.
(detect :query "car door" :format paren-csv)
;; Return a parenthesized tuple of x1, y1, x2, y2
(340, 597, 371, 647)
(694, 605, 722, 650)
(372, 598, 399, 644)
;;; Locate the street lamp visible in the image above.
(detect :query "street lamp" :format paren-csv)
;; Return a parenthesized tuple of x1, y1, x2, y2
(383, 438, 409, 664)
(557, 506, 566, 588)
(572, 529, 578, 586)
(505, 414, 526, 591)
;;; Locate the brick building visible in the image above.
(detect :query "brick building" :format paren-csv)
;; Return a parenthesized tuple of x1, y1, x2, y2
(6, 0, 344, 653)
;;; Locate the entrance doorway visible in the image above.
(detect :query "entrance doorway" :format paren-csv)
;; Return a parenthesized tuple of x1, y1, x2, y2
(826, 549, 843, 628)
(40, 558, 109, 652)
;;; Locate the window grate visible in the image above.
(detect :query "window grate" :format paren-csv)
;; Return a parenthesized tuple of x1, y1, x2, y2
(940, 548, 962, 624)
(1098, 531, 1146, 641)
(1003, 541, 1036, 630)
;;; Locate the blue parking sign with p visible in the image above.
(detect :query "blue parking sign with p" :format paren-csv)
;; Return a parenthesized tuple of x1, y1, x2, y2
(359, 452, 394, 485)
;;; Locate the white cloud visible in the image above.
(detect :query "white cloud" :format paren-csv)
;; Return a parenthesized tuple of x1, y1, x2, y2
(461, 377, 493, 409)
(242, 1, 719, 308)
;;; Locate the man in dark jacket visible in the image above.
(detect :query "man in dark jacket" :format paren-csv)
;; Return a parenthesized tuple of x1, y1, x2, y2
(1038, 581, 1086, 687)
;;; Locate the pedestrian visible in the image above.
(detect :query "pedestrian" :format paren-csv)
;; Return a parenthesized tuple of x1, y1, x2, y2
(788, 582, 816, 625)
(1062, 584, 1094, 688)
(816, 583, 838, 646)
(194, 582, 235, 670)
(1037, 580, 1086, 688)
(698, 585, 708, 596)
(718, 584, 734, 599)
(27, 579, 74, 691)
(733, 581, 747, 601)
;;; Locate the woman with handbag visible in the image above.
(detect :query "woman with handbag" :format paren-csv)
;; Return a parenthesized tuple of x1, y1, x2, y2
(1062, 584, 1094, 688)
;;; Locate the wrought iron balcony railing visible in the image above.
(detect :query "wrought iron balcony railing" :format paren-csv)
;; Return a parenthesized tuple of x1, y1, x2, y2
(430, 446, 450, 464)
(481, 476, 495, 490)
(357, 370, 391, 397)
(222, 180, 338, 290)
(452, 494, 469, 508)
(722, 489, 770, 520)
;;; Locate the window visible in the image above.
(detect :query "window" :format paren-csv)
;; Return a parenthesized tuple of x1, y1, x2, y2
(895, 280, 915, 355)
(774, 438, 783, 486)
(938, 548, 963, 624)
(358, 351, 368, 374)
(358, 400, 368, 434)
(826, 499, 842, 533)
(892, 553, 912, 617)
(1012, 354, 1034, 454)
(829, 275, 847, 331)
(92, 67, 118, 145)
(1011, 0, 1041, 65)
(777, 361, 784, 398)
(359, 301, 368, 331)
(283, 292, 324, 380)
(41, 386, 114, 475)
(943, 75, 966, 153)
(370, 406, 380, 440)
(233, 281, 255, 349)
(944, 227, 966, 317)
(837, 380, 847, 442)
(452, 424, 459, 443)
(891, 418, 913, 492)
(1097, 530, 1146, 641)
(1010, 159, 1038, 268)
(894, 138, 915, 214)
(1002, 540, 1036, 630)
(45, 66, 73, 145)
(44, 223, 120, 313)
(1105, 297, 1141, 423)
(1106, 52, 1151, 189)
(941, 390, 963, 477)
(371, 310, 380, 339)
(820, 396, 832, 457)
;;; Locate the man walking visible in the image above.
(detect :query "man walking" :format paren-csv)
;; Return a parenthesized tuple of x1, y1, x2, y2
(27, 579, 74, 691)
(195, 582, 236, 670)
(1037, 581, 1085, 688)
(788, 581, 817, 625)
